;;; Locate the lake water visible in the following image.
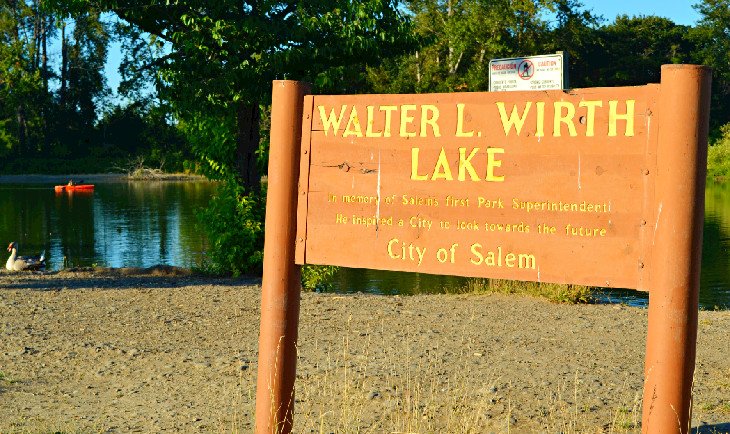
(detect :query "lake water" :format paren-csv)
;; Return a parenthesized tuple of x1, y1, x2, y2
(0, 181, 214, 270)
(1, 181, 728, 308)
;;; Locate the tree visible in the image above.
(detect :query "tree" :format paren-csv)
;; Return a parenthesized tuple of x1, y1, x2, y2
(584, 15, 695, 87)
(0, 0, 46, 156)
(65, 0, 412, 191)
(50, 0, 415, 274)
(691, 0, 730, 132)
(368, 0, 571, 94)
(544, 0, 601, 88)
(1, 2, 113, 159)
(45, 11, 111, 156)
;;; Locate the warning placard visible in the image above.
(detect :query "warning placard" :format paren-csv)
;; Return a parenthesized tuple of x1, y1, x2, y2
(489, 53, 565, 92)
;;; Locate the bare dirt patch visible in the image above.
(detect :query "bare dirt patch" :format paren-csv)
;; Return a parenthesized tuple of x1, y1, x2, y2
(0, 270, 728, 433)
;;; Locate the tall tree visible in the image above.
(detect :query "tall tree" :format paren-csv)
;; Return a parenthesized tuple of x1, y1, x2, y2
(49, 0, 415, 274)
(56, 11, 110, 155)
(369, 0, 563, 94)
(0, 0, 44, 156)
(584, 15, 695, 87)
(67, 0, 413, 191)
(691, 0, 730, 132)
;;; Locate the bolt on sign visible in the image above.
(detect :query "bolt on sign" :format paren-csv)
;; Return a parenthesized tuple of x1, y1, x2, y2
(295, 88, 655, 289)
(256, 65, 711, 434)
(489, 52, 567, 91)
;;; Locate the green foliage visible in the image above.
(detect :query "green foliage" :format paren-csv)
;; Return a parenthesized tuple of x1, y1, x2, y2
(578, 16, 695, 88)
(196, 180, 265, 276)
(97, 104, 191, 171)
(461, 278, 594, 304)
(369, 0, 559, 94)
(691, 0, 730, 132)
(0, 156, 124, 175)
(707, 123, 730, 182)
(0, 1, 46, 156)
(179, 106, 239, 181)
(301, 265, 340, 291)
(72, 0, 416, 275)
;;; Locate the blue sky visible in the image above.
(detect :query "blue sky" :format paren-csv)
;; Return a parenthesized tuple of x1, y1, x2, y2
(580, 0, 701, 26)
(103, 1, 704, 99)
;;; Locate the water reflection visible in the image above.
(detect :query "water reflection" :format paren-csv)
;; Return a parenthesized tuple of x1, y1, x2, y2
(702, 182, 730, 308)
(0, 182, 214, 270)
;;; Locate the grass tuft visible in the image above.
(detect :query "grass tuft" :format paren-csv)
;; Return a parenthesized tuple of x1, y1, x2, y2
(458, 278, 594, 304)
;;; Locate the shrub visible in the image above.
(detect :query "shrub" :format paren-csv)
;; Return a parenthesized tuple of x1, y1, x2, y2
(707, 123, 730, 182)
(196, 179, 265, 276)
(301, 265, 339, 291)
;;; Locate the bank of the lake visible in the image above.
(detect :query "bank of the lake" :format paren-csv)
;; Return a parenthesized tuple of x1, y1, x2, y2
(0, 173, 207, 184)
(0, 270, 728, 433)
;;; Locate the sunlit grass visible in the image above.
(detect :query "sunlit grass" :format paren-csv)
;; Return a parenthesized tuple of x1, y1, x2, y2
(457, 278, 594, 304)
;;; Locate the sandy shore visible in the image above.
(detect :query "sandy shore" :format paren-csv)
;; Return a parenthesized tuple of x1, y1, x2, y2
(0, 269, 728, 433)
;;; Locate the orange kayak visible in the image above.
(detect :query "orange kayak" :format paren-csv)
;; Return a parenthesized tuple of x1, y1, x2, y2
(54, 184, 95, 193)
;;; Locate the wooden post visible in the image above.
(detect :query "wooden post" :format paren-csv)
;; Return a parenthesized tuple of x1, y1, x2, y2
(642, 65, 711, 433)
(255, 80, 309, 434)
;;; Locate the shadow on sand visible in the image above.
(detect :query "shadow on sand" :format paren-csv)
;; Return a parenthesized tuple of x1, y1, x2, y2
(0, 267, 260, 291)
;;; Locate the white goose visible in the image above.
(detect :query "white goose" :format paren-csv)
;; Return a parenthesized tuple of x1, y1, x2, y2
(5, 242, 46, 271)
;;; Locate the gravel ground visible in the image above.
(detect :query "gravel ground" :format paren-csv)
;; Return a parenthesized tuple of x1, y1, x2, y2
(0, 269, 728, 433)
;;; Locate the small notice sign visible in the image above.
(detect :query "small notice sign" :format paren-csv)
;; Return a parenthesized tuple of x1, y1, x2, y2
(295, 86, 659, 290)
(490, 53, 565, 92)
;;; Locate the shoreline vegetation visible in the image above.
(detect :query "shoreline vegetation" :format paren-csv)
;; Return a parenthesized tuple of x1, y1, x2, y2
(707, 124, 730, 183)
(0, 172, 208, 184)
(7, 265, 593, 306)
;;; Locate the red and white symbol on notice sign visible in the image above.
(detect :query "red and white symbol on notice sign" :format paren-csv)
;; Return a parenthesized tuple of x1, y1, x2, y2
(517, 60, 534, 80)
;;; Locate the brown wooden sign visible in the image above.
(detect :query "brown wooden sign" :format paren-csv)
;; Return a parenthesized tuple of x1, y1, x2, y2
(295, 87, 659, 289)
(256, 66, 711, 434)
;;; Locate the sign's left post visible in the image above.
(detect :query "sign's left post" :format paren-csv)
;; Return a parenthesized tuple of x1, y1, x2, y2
(255, 80, 310, 434)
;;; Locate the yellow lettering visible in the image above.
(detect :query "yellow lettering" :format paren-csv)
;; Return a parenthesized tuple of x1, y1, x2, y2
(470, 243, 484, 265)
(318, 105, 347, 137)
(365, 106, 382, 138)
(420, 105, 441, 137)
(536, 102, 545, 138)
(486, 148, 505, 182)
(496, 102, 532, 136)
(486, 249, 496, 266)
(410, 148, 429, 181)
(578, 100, 602, 137)
(609, 100, 635, 137)
(343, 106, 363, 138)
(458, 147, 480, 181)
(553, 101, 577, 137)
(519, 253, 536, 269)
(387, 239, 400, 259)
(432, 147, 453, 180)
(456, 103, 474, 137)
(505, 253, 516, 268)
(380, 105, 398, 137)
(400, 104, 417, 137)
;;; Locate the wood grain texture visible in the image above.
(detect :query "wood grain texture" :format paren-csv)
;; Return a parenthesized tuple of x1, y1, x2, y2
(297, 86, 660, 290)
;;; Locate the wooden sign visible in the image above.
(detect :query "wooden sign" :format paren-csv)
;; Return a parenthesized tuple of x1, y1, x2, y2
(295, 87, 659, 290)
(256, 66, 711, 434)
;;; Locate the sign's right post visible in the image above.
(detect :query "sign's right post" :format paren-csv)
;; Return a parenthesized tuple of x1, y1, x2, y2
(642, 65, 711, 433)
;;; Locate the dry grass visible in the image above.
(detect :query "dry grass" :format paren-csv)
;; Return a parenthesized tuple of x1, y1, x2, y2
(287, 318, 642, 433)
